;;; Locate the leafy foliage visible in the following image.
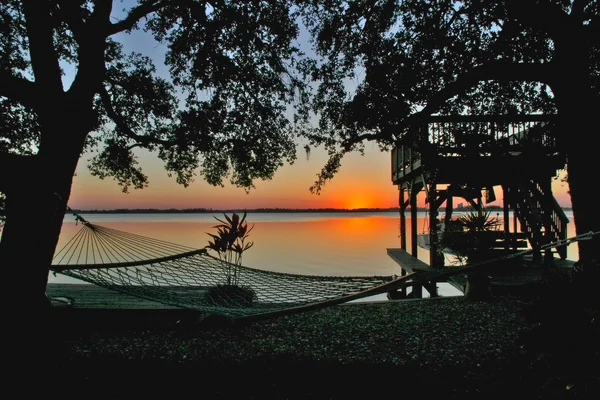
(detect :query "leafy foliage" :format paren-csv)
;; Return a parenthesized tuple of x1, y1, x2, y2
(0, 0, 311, 194)
(296, 0, 598, 191)
(440, 210, 501, 265)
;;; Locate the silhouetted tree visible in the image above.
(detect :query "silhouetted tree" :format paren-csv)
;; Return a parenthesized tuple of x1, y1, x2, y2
(298, 0, 599, 284)
(0, 1, 311, 320)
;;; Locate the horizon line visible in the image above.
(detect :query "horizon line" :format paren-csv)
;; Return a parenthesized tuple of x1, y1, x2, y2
(70, 205, 573, 213)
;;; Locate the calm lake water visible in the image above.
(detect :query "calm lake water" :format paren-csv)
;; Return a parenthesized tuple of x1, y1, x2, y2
(49, 210, 578, 301)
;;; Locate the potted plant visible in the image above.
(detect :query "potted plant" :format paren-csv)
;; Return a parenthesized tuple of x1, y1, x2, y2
(440, 209, 501, 300)
(205, 211, 257, 306)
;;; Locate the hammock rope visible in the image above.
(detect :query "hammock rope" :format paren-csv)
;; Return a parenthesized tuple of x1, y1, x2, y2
(50, 210, 600, 321)
(51, 216, 398, 318)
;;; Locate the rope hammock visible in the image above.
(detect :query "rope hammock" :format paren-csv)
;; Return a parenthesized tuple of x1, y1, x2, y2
(50, 212, 600, 323)
(50, 215, 401, 320)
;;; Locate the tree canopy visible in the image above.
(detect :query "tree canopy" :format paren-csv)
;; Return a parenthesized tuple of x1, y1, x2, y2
(3, 1, 596, 199)
(0, 0, 312, 197)
(296, 0, 599, 192)
(1, 0, 599, 275)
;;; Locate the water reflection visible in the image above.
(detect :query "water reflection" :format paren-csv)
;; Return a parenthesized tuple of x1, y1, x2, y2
(52, 211, 578, 298)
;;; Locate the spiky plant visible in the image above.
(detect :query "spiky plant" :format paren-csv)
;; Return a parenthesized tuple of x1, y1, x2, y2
(205, 211, 257, 306)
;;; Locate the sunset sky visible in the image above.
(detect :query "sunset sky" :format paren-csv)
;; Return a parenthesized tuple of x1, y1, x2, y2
(68, 143, 572, 211)
(69, 141, 406, 210)
(66, 3, 573, 211)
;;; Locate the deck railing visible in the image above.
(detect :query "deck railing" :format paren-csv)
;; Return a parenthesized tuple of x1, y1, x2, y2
(391, 143, 421, 182)
(424, 115, 559, 157)
(391, 115, 560, 182)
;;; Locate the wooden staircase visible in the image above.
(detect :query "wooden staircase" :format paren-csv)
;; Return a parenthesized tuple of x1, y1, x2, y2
(506, 180, 569, 260)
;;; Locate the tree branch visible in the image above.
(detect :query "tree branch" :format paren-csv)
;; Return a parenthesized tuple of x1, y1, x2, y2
(339, 61, 556, 150)
(22, 0, 63, 94)
(505, 0, 572, 39)
(412, 61, 554, 123)
(68, 1, 113, 101)
(0, 73, 38, 108)
(53, 0, 87, 41)
(99, 86, 173, 146)
(90, 0, 113, 26)
(0, 152, 36, 194)
(105, 0, 170, 36)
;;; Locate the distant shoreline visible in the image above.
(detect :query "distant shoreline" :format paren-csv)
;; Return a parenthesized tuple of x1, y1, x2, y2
(71, 205, 573, 214)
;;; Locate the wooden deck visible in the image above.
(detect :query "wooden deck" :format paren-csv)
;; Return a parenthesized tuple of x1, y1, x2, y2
(386, 248, 576, 297)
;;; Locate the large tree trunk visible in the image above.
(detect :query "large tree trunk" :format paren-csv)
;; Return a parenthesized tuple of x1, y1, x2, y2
(551, 26, 600, 311)
(1, 118, 88, 380)
(555, 80, 600, 255)
(554, 88, 599, 259)
(2, 183, 72, 311)
(559, 100, 600, 311)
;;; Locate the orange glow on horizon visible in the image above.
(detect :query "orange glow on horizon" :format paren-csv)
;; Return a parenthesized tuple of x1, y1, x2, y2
(68, 145, 572, 211)
(69, 145, 401, 210)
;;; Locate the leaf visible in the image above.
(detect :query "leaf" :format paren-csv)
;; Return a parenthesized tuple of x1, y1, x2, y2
(212, 224, 230, 229)
(213, 216, 228, 226)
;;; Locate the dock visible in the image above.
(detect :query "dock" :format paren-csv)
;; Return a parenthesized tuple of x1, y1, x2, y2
(386, 248, 447, 298)
(386, 248, 576, 299)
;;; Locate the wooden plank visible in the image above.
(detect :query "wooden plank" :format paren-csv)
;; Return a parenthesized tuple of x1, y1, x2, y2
(386, 248, 436, 273)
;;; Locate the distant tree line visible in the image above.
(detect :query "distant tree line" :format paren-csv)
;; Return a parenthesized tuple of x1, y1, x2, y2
(70, 205, 572, 214)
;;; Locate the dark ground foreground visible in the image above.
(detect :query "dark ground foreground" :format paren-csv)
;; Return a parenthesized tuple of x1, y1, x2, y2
(10, 295, 600, 399)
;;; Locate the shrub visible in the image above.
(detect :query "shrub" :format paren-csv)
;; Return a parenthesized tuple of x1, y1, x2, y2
(440, 209, 501, 265)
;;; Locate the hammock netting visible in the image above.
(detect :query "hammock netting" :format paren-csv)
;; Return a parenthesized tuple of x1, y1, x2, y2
(51, 220, 399, 318)
(50, 214, 600, 321)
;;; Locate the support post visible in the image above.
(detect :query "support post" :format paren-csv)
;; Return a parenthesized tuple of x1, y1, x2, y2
(503, 184, 511, 250)
(426, 184, 441, 298)
(445, 193, 453, 225)
(512, 186, 518, 234)
(388, 185, 409, 300)
(410, 184, 418, 258)
(400, 186, 407, 251)
(429, 184, 439, 268)
(410, 183, 422, 298)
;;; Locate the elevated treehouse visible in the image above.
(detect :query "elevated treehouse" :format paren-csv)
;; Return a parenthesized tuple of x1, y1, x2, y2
(391, 115, 569, 275)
